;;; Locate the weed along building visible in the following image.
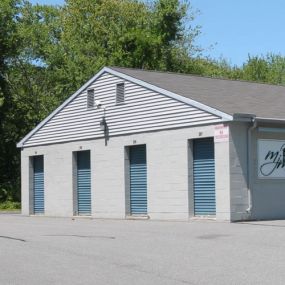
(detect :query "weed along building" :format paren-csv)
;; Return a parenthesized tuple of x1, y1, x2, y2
(18, 67, 285, 221)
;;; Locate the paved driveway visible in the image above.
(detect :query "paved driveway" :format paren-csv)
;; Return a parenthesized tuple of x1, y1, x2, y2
(1, 215, 285, 285)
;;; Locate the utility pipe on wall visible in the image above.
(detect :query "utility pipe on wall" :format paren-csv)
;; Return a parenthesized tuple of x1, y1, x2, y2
(246, 118, 257, 215)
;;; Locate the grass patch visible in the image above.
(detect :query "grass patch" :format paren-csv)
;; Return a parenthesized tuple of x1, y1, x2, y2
(0, 201, 21, 211)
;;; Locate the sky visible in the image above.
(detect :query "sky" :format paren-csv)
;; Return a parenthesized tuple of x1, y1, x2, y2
(191, 0, 285, 66)
(29, 0, 285, 66)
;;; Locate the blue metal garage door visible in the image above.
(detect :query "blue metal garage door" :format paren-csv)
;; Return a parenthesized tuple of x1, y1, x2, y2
(193, 138, 216, 215)
(77, 151, 91, 215)
(130, 145, 147, 215)
(33, 155, 44, 214)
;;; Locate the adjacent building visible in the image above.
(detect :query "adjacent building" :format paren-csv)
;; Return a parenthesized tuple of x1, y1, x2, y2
(18, 67, 285, 221)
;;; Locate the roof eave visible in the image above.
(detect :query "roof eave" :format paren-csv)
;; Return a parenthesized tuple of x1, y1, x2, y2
(233, 113, 256, 122)
(255, 117, 285, 124)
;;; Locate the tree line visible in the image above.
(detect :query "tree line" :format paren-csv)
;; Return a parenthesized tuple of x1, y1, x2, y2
(1, 0, 285, 204)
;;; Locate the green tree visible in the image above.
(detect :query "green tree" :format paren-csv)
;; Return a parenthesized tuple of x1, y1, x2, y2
(242, 54, 285, 85)
(0, 0, 23, 202)
(6, 0, 285, 206)
(1, 0, 204, 203)
(242, 55, 269, 83)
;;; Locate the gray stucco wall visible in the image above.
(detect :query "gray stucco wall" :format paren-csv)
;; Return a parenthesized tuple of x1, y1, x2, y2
(21, 124, 231, 221)
(251, 125, 285, 220)
(229, 121, 285, 221)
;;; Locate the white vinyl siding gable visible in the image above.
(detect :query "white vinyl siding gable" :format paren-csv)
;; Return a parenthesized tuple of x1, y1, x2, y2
(23, 72, 223, 147)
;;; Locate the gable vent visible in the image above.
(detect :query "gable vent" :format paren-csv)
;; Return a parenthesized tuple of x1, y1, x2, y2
(116, 83, 125, 104)
(87, 89, 94, 109)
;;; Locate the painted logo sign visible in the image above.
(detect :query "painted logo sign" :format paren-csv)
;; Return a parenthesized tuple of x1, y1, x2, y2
(258, 139, 285, 178)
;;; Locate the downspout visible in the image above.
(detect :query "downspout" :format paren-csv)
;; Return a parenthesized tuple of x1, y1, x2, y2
(246, 117, 257, 215)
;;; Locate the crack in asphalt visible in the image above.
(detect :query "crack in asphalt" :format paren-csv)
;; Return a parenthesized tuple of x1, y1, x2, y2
(0, 235, 26, 242)
(239, 222, 285, 228)
(44, 234, 115, 239)
(197, 234, 230, 240)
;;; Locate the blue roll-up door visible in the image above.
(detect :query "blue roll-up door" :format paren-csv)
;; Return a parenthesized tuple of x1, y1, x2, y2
(130, 145, 147, 215)
(33, 155, 44, 214)
(77, 151, 91, 215)
(193, 138, 216, 215)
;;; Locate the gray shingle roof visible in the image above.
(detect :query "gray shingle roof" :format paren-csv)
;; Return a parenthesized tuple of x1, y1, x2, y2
(110, 67, 285, 119)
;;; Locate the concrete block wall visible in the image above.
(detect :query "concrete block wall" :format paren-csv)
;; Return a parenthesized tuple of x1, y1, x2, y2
(229, 122, 250, 221)
(215, 136, 231, 220)
(21, 124, 232, 221)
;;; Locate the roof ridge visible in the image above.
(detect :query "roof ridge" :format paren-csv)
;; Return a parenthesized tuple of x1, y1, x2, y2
(109, 66, 285, 89)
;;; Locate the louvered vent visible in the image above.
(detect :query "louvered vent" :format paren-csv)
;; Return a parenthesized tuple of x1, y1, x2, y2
(87, 89, 94, 109)
(116, 83, 125, 104)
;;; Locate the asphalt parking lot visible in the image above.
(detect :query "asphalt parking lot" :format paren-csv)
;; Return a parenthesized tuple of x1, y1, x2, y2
(1, 215, 285, 285)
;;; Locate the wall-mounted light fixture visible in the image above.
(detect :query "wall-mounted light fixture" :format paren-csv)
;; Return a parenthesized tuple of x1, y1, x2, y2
(95, 100, 107, 132)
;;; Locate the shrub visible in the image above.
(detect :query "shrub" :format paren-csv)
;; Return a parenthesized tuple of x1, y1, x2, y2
(0, 201, 21, 210)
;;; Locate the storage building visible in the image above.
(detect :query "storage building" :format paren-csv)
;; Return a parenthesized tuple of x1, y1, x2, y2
(18, 67, 285, 221)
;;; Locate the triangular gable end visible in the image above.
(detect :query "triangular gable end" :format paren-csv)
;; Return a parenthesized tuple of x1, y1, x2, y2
(17, 67, 233, 148)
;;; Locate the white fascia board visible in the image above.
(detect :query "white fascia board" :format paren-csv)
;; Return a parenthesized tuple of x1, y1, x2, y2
(17, 66, 233, 148)
(105, 67, 233, 121)
(255, 117, 285, 124)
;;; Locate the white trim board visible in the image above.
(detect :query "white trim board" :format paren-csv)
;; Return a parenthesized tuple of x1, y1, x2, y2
(17, 67, 233, 148)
